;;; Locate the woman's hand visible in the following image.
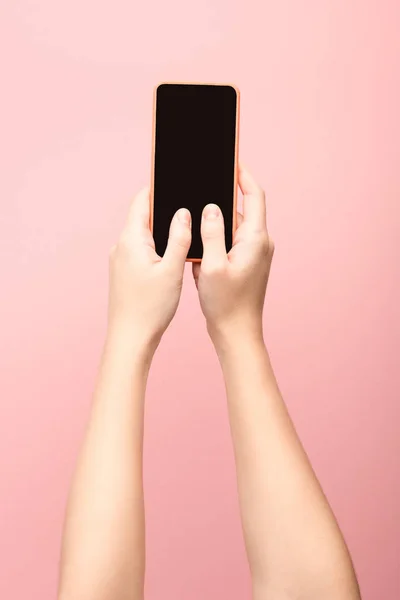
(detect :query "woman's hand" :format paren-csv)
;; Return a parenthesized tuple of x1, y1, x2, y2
(108, 187, 191, 350)
(193, 164, 274, 347)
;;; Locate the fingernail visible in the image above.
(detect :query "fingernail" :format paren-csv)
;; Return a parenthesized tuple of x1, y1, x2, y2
(203, 204, 220, 220)
(178, 208, 191, 225)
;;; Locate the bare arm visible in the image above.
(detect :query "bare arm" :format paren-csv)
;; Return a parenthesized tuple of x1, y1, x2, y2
(58, 189, 192, 600)
(217, 336, 360, 600)
(193, 165, 361, 600)
(58, 330, 150, 600)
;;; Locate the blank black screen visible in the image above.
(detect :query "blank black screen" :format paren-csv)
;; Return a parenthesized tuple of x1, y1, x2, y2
(153, 84, 238, 259)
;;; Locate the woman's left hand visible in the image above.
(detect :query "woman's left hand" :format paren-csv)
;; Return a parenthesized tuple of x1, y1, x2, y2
(108, 187, 191, 350)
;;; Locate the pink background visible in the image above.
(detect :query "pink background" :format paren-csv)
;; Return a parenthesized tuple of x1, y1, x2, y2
(1, 1, 399, 598)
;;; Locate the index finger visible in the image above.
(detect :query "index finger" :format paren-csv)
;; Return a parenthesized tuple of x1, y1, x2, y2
(238, 163, 267, 231)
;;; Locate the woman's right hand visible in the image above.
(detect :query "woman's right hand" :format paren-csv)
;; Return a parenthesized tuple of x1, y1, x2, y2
(192, 164, 274, 348)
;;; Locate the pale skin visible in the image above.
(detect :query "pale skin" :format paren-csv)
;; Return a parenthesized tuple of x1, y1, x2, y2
(58, 164, 361, 600)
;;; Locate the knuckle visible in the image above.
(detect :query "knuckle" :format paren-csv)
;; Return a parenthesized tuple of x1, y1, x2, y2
(202, 223, 223, 241)
(202, 261, 226, 278)
(118, 232, 135, 254)
(259, 232, 274, 255)
(173, 228, 191, 249)
(256, 184, 266, 199)
(256, 231, 269, 252)
(268, 237, 275, 255)
(117, 232, 129, 250)
(202, 231, 217, 242)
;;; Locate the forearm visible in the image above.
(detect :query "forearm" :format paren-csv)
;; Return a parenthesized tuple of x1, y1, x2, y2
(58, 327, 154, 600)
(215, 330, 360, 600)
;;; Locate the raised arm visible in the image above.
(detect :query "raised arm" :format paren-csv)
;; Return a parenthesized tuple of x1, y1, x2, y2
(58, 189, 192, 600)
(193, 165, 361, 600)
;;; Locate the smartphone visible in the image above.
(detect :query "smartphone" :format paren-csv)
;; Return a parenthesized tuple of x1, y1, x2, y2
(150, 83, 240, 261)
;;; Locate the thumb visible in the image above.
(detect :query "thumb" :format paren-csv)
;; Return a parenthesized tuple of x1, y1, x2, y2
(201, 204, 227, 268)
(162, 208, 192, 270)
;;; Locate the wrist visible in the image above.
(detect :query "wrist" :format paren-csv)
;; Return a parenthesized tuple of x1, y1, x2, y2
(105, 320, 160, 365)
(211, 326, 275, 392)
(208, 318, 265, 358)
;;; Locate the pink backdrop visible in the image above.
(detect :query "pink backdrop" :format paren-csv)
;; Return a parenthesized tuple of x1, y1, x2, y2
(1, 1, 399, 599)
